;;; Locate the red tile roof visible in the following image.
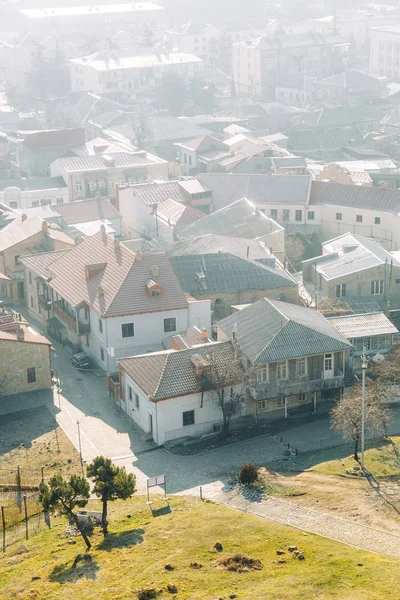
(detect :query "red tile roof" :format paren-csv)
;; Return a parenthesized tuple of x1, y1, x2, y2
(53, 197, 121, 225)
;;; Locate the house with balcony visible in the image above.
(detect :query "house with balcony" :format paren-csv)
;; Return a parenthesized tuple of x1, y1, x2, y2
(20, 228, 211, 371)
(50, 151, 169, 203)
(217, 297, 352, 420)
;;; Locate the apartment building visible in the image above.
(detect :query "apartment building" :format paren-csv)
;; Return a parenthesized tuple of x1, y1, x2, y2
(370, 25, 400, 79)
(50, 152, 168, 203)
(70, 51, 204, 96)
(0, 177, 69, 210)
(165, 23, 220, 57)
(20, 229, 211, 372)
(232, 32, 349, 98)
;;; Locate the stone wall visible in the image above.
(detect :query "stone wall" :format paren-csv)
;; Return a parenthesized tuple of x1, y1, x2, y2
(0, 340, 52, 396)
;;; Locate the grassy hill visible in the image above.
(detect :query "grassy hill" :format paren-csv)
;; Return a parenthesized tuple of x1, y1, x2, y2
(0, 495, 399, 600)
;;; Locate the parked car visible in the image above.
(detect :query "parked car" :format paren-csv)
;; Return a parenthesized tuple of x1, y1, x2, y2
(71, 352, 91, 370)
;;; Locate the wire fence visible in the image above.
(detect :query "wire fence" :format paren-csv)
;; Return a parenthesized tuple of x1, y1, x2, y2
(0, 465, 46, 489)
(1, 492, 49, 552)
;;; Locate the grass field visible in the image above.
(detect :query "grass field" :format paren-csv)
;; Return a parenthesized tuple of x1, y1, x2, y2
(0, 495, 399, 600)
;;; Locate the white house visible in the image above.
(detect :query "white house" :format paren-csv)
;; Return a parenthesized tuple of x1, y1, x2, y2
(21, 228, 211, 372)
(118, 340, 244, 445)
(0, 177, 69, 210)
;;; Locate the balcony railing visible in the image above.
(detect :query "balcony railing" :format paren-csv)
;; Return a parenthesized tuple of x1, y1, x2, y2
(38, 295, 52, 310)
(52, 302, 90, 335)
(249, 370, 344, 401)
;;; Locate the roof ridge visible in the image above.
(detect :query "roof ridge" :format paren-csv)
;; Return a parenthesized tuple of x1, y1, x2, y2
(253, 299, 289, 362)
(152, 353, 171, 399)
(103, 252, 136, 317)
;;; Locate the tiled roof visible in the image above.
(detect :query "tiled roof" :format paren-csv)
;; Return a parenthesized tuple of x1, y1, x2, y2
(218, 297, 352, 364)
(287, 127, 364, 154)
(163, 325, 211, 350)
(327, 312, 399, 339)
(125, 181, 187, 207)
(156, 199, 205, 228)
(20, 250, 71, 278)
(318, 70, 381, 91)
(55, 152, 165, 173)
(293, 105, 383, 130)
(21, 231, 188, 317)
(176, 198, 283, 241)
(0, 176, 67, 192)
(170, 253, 296, 296)
(71, 52, 203, 72)
(0, 323, 51, 346)
(309, 181, 400, 215)
(177, 179, 210, 195)
(308, 233, 400, 281)
(234, 32, 348, 51)
(118, 340, 242, 401)
(166, 234, 275, 262)
(53, 197, 121, 225)
(0, 215, 43, 252)
(107, 115, 212, 144)
(197, 173, 311, 209)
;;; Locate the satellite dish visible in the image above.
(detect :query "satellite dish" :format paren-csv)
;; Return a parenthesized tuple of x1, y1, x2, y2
(372, 353, 385, 363)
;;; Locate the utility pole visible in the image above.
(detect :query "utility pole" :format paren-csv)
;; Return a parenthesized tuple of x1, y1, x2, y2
(361, 347, 367, 470)
(76, 421, 84, 477)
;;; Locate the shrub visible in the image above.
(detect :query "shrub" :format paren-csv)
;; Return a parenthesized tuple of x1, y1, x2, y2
(238, 463, 258, 485)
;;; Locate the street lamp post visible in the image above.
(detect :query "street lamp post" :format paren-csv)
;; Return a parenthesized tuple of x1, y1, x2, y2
(77, 421, 84, 477)
(361, 347, 367, 470)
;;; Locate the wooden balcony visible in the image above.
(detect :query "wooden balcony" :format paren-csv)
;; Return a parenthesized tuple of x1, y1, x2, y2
(52, 302, 90, 335)
(249, 370, 344, 401)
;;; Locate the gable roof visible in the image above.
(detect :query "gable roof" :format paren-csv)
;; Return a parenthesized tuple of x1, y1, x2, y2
(318, 70, 381, 92)
(0, 323, 51, 346)
(170, 253, 296, 296)
(176, 198, 283, 241)
(0, 215, 43, 252)
(327, 312, 398, 339)
(166, 234, 275, 262)
(163, 325, 211, 350)
(21, 232, 188, 317)
(53, 197, 121, 225)
(309, 180, 400, 215)
(54, 151, 166, 173)
(197, 173, 311, 209)
(218, 297, 351, 363)
(20, 128, 86, 149)
(20, 250, 71, 278)
(118, 340, 241, 401)
(307, 233, 400, 281)
(156, 198, 205, 228)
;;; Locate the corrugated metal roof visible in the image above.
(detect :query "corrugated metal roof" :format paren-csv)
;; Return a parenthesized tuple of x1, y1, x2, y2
(218, 297, 351, 363)
(310, 180, 400, 215)
(327, 312, 399, 339)
(166, 234, 274, 261)
(56, 152, 165, 173)
(156, 199, 205, 228)
(118, 340, 242, 401)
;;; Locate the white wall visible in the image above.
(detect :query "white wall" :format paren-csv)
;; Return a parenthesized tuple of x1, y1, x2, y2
(188, 298, 212, 333)
(1, 186, 69, 210)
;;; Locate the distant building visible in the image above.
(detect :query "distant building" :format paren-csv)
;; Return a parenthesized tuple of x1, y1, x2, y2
(232, 32, 349, 98)
(50, 152, 168, 203)
(0, 177, 69, 210)
(370, 26, 400, 79)
(165, 23, 220, 57)
(69, 51, 204, 97)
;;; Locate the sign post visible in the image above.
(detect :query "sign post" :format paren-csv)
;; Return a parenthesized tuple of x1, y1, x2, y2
(146, 474, 167, 504)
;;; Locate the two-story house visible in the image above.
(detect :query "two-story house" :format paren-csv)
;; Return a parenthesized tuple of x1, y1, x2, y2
(50, 152, 169, 203)
(0, 214, 75, 304)
(20, 228, 211, 372)
(217, 297, 352, 420)
(302, 233, 400, 307)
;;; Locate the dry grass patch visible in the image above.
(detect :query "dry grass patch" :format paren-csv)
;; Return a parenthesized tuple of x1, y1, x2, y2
(215, 553, 263, 572)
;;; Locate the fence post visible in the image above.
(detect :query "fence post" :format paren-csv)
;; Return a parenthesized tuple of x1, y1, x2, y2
(23, 496, 28, 541)
(17, 465, 21, 491)
(1, 506, 5, 552)
(41, 467, 44, 484)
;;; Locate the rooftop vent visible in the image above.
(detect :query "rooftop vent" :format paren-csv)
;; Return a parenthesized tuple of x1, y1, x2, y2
(191, 353, 211, 379)
(103, 154, 115, 167)
(85, 263, 107, 279)
(342, 244, 359, 253)
(151, 265, 159, 277)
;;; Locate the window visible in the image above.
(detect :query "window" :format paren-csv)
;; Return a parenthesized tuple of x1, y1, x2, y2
(30, 296, 34, 308)
(108, 180, 114, 189)
(32, 201, 39, 207)
(256, 366, 268, 382)
(118, 178, 125, 186)
(122, 323, 135, 338)
(41, 198, 51, 206)
(277, 361, 287, 380)
(396, 279, 400, 284)
(295, 210, 302, 222)
(277, 398, 285, 407)
(100, 347, 105, 361)
(151, 289, 160, 297)
(307, 211, 315, 221)
(28, 271, 32, 284)
(15, 255, 20, 265)
(183, 410, 195, 426)
(128, 386, 133, 401)
(375, 217, 381, 225)
(257, 400, 267, 410)
(336, 213, 342, 221)
(336, 283, 346, 298)
(98, 179, 105, 189)
(9, 202, 18, 209)
(324, 353, 332, 371)
(99, 319, 103, 333)
(295, 358, 306, 377)
(56, 197, 64, 204)
(27, 367, 36, 384)
(164, 317, 176, 333)
(371, 280, 384, 295)
(184, 153, 187, 164)
(356, 214, 363, 223)
(86, 335, 90, 347)
(89, 181, 96, 192)
(134, 393, 139, 408)
(270, 209, 278, 220)
(75, 182, 83, 192)
(282, 209, 290, 222)
(188, 156, 192, 166)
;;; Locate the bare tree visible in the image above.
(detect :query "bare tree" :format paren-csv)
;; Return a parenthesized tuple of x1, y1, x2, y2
(284, 234, 304, 273)
(203, 351, 245, 438)
(331, 383, 391, 461)
(131, 114, 151, 149)
(369, 346, 400, 384)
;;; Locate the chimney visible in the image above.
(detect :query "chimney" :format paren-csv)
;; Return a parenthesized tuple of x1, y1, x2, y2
(42, 220, 48, 233)
(201, 328, 209, 340)
(114, 237, 120, 248)
(16, 327, 25, 341)
(21, 213, 27, 222)
(151, 265, 159, 277)
(246, 246, 250, 258)
(136, 252, 143, 261)
(100, 223, 106, 236)
(97, 285, 104, 297)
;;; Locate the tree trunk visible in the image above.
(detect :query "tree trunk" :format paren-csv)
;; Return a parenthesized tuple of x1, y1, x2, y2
(222, 415, 230, 438)
(354, 438, 359, 461)
(102, 497, 108, 534)
(72, 512, 91, 550)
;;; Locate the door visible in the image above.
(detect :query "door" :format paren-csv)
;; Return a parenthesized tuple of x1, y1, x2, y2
(17, 281, 24, 300)
(149, 413, 153, 435)
(324, 353, 334, 379)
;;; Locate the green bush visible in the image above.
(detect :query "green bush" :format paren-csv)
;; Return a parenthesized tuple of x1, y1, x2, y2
(238, 463, 258, 485)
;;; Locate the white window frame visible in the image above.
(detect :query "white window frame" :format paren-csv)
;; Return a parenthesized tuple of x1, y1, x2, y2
(75, 182, 83, 192)
(256, 366, 268, 383)
(324, 353, 333, 371)
(336, 283, 346, 298)
(163, 317, 177, 333)
(371, 280, 384, 295)
(277, 361, 287, 380)
(295, 358, 307, 377)
(257, 400, 267, 410)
